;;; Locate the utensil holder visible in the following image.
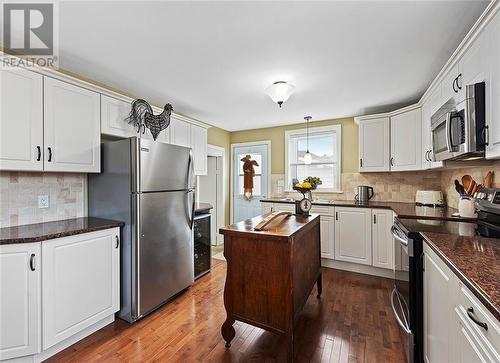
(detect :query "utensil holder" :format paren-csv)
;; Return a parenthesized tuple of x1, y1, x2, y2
(458, 197, 477, 218)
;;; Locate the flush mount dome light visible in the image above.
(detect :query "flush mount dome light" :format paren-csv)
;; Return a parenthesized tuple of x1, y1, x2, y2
(265, 81, 295, 108)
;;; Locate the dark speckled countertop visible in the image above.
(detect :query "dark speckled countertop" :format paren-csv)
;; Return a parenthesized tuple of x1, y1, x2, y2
(422, 230, 500, 321)
(261, 198, 475, 222)
(0, 217, 124, 245)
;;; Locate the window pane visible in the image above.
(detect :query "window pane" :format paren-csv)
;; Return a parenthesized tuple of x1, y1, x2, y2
(295, 134, 336, 163)
(238, 175, 262, 195)
(238, 153, 262, 175)
(289, 163, 338, 191)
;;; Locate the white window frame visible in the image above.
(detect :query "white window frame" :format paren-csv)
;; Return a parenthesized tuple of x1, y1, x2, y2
(284, 124, 342, 193)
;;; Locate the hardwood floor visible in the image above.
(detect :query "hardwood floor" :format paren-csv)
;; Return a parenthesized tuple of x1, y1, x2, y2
(47, 260, 406, 362)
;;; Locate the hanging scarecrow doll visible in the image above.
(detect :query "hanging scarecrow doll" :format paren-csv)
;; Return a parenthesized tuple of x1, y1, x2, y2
(241, 154, 259, 200)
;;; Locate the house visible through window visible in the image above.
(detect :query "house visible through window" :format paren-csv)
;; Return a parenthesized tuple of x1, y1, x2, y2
(285, 125, 341, 192)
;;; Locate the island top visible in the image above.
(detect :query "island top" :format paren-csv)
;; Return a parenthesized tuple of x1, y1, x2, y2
(220, 213, 320, 241)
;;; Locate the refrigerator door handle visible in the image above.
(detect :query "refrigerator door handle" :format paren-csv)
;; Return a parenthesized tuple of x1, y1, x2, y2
(189, 190, 196, 229)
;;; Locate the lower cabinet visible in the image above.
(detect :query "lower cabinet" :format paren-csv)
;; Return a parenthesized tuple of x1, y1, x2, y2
(0, 243, 41, 360)
(0, 228, 120, 361)
(334, 207, 372, 265)
(319, 215, 335, 260)
(371, 209, 394, 269)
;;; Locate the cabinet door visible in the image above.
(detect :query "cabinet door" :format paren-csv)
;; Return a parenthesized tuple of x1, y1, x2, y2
(429, 86, 442, 117)
(359, 117, 390, 172)
(0, 243, 41, 360)
(170, 117, 191, 148)
(390, 108, 422, 171)
(261, 202, 273, 214)
(424, 250, 453, 363)
(441, 63, 460, 105)
(320, 215, 335, 260)
(486, 10, 500, 159)
(44, 77, 100, 172)
(334, 207, 371, 265)
(421, 99, 432, 169)
(101, 95, 139, 138)
(191, 124, 207, 175)
(371, 209, 393, 269)
(454, 318, 490, 363)
(0, 68, 43, 171)
(42, 228, 120, 350)
(459, 30, 489, 101)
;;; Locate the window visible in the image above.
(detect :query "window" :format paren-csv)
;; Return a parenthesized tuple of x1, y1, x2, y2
(237, 153, 262, 195)
(285, 125, 341, 192)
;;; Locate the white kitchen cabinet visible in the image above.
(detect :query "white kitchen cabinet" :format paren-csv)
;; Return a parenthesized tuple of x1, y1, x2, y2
(441, 63, 461, 106)
(486, 9, 500, 159)
(170, 117, 191, 148)
(429, 86, 442, 117)
(44, 77, 100, 173)
(191, 124, 208, 175)
(0, 242, 41, 360)
(390, 108, 422, 171)
(421, 99, 443, 170)
(423, 247, 454, 363)
(459, 31, 489, 98)
(358, 117, 390, 172)
(100, 95, 138, 138)
(453, 319, 490, 363)
(371, 209, 393, 269)
(261, 202, 274, 214)
(0, 67, 43, 171)
(334, 207, 372, 265)
(42, 228, 120, 350)
(320, 215, 335, 260)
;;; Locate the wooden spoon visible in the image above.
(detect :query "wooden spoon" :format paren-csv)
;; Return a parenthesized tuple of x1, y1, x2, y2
(471, 183, 482, 196)
(484, 171, 494, 188)
(462, 175, 474, 195)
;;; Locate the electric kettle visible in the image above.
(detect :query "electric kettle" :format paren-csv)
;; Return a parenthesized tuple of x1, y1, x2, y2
(355, 186, 374, 202)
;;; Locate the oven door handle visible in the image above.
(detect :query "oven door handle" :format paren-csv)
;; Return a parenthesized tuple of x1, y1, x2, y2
(445, 111, 453, 152)
(391, 225, 408, 246)
(391, 287, 412, 335)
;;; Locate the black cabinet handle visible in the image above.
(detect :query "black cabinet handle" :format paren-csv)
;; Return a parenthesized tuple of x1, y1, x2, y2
(137, 123, 141, 133)
(142, 124, 146, 134)
(457, 73, 462, 90)
(335, 212, 338, 221)
(390, 157, 394, 166)
(467, 307, 488, 330)
(115, 235, 120, 248)
(29, 254, 36, 271)
(373, 214, 377, 224)
(453, 77, 458, 93)
(36, 146, 41, 161)
(47, 147, 52, 162)
(360, 158, 363, 167)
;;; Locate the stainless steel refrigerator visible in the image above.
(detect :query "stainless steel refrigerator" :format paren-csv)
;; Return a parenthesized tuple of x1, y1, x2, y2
(88, 137, 195, 323)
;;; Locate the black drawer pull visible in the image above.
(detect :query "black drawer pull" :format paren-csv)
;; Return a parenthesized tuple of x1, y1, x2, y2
(47, 147, 52, 162)
(467, 307, 488, 330)
(29, 254, 36, 271)
(36, 146, 41, 161)
(115, 235, 120, 248)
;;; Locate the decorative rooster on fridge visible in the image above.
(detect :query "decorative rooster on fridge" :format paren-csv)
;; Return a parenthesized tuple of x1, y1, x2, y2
(125, 99, 173, 140)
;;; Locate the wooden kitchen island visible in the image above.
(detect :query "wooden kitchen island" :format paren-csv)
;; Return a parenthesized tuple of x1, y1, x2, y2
(219, 213, 321, 362)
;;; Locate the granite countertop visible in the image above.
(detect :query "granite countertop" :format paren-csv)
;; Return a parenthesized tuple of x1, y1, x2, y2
(0, 217, 124, 245)
(422, 231, 500, 321)
(260, 198, 475, 222)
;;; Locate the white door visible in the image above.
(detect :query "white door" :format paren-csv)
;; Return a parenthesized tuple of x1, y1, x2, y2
(198, 156, 218, 245)
(424, 250, 453, 363)
(334, 207, 372, 265)
(0, 67, 43, 171)
(486, 11, 500, 159)
(100, 95, 139, 138)
(232, 143, 269, 223)
(43, 77, 100, 172)
(320, 215, 335, 260)
(359, 117, 390, 172)
(170, 117, 191, 148)
(371, 209, 394, 269)
(390, 108, 422, 171)
(0, 243, 41, 360)
(190, 124, 208, 175)
(42, 228, 120, 350)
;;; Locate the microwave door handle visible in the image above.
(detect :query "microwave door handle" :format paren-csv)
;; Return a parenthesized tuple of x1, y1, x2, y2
(445, 112, 453, 152)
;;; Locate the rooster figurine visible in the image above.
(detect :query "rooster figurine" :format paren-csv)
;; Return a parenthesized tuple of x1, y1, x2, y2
(126, 99, 172, 140)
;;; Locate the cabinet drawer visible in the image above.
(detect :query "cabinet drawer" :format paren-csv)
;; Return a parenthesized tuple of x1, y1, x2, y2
(310, 205, 333, 216)
(273, 203, 295, 213)
(455, 280, 500, 361)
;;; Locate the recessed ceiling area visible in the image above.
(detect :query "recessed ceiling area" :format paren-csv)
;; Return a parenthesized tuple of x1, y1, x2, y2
(58, 1, 489, 131)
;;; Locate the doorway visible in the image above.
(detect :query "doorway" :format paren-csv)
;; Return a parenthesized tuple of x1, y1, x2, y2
(231, 141, 270, 223)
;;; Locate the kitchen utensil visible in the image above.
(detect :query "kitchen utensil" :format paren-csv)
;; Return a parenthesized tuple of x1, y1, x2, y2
(484, 171, 494, 188)
(454, 180, 466, 195)
(467, 180, 477, 195)
(354, 186, 374, 203)
(471, 183, 482, 195)
(461, 175, 473, 194)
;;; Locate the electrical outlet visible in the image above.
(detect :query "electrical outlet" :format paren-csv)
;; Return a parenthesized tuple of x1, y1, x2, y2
(38, 195, 49, 209)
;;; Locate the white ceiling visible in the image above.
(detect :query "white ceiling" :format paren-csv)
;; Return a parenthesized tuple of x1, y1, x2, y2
(58, 1, 489, 131)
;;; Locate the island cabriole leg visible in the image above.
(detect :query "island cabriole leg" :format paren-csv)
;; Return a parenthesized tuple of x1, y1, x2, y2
(221, 236, 235, 348)
(221, 316, 235, 347)
(316, 272, 322, 298)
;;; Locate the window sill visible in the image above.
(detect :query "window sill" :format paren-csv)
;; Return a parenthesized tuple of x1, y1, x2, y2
(284, 190, 344, 194)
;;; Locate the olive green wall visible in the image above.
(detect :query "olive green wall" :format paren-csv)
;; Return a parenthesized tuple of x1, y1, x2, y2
(230, 117, 359, 174)
(207, 126, 231, 226)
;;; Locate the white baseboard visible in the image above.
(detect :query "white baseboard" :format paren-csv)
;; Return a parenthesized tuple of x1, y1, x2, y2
(321, 258, 394, 279)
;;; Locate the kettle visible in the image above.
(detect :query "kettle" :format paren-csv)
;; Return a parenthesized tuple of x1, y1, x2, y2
(355, 186, 374, 203)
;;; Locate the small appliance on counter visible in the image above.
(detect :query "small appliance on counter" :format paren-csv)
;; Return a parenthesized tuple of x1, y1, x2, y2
(354, 185, 374, 203)
(415, 190, 445, 207)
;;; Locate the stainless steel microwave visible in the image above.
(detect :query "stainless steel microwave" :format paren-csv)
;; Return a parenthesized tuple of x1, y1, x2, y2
(431, 82, 486, 161)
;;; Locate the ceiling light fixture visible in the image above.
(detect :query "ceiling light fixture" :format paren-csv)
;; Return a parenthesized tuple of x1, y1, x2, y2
(304, 116, 312, 165)
(265, 81, 295, 108)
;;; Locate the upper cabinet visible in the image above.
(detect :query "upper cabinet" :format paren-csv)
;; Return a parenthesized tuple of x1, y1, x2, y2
(421, 98, 443, 170)
(101, 95, 138, 138)
(390, 107, 422, 171)
(44, 77, 101, 173)
(0, 67, 43, 171)
(486, 8, 500, 159)
(170, 117, 191, 148)
(358, 116, 390, 172)
(190, 124, 207, 175)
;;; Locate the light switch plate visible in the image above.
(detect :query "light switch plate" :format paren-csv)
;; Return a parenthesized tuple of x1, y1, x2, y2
(38, 195, 49, 209)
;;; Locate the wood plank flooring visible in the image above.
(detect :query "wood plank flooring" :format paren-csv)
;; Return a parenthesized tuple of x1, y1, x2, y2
(47, 260, 406, 362)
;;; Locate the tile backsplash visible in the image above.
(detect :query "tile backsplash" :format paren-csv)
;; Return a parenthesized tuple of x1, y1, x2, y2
(0, 172, 85, 228)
